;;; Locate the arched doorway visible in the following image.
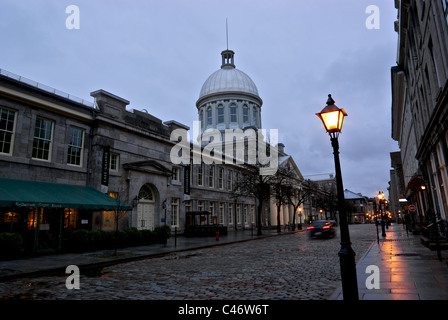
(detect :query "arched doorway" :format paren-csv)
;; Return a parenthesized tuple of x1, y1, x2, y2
(137, 184, 155, 230)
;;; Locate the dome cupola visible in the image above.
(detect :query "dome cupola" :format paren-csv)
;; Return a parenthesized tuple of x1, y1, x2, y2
(196, 49, 262, 133)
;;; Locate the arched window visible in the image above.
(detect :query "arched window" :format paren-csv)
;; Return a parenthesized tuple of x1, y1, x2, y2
(243, 105, 249, 123)
(207, 107, 212, 126)
(138, 184, 154, 201)
(217, 105, 224, 124)
(230, 104, 237, 123)
(252, 107, 258, 126)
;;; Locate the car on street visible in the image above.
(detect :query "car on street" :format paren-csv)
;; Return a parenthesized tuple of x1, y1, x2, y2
(307, 220, 337, 239)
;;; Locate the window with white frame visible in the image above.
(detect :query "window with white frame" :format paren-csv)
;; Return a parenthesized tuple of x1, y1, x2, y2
(217, 105, 224, 124)
(228, 203, 233, 225)
(227, 170, 233, 191)
(185, 200, 192, 213)
(207, 107, 212, 126)
(198, 200, 204, 211)
(110, 153, 120, 172)
(198, 164, 204, 186)
(67, 126, 84, 166)
(0, 107, 17, 155)
(237, 204, 241, 224)
(219, 202, 225, 224)
(171, 198, 179, 226)
(208, 165, 214, 188)
(218, 167, 224, 189)
(210, 201, 215, 223)
(252, 108, 258, 126)
(243, 105, 249, 123)
(32, 117, 53, 161)
(230, 104, 237, 123)
(172, 166, 181, 182)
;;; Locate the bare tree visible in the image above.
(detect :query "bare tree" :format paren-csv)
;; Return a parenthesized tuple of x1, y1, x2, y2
(285, 179, 315, 230)
(233, 165, 274, 236)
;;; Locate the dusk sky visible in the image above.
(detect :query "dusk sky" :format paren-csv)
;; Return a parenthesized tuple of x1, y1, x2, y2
(0, 0, 399, 198)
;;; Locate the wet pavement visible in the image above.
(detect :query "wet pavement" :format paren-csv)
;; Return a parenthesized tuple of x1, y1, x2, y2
(330, 223, 448, 300)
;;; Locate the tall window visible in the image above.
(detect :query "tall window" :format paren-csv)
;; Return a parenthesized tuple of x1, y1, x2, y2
(198, 164, 204, 186)
(208, 165, 214, 188)
(218, 167, 224, 189)
(110, 153, 119, 172)
(209, 201, 215, 223)
(217, 106, 224, 124)
(67, 127, 84, 166)
(219, 203, 225, 224)
(227, 171, 233, 191)
(207, 107, 212, 126)
(172, 167, 180, 182)
(198, 200, 204, 211)
(243, 105, 249, 123)
(228, 203, 233, 224)
(252, 108, 258, 126)
(32, 117, 53, 161)
(0, 107, 16, 155)
(237, 204, 241, 224)
(171, 198, 179, 226)
(230, 104, 237, 122)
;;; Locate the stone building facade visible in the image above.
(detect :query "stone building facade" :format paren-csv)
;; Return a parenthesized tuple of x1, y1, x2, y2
(0, 46, 304, 250)
(391, 0, 448, 233)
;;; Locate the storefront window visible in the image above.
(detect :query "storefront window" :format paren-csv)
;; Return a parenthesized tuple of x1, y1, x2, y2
(27, 208, 44, 230)
(64, 208, 79, 230)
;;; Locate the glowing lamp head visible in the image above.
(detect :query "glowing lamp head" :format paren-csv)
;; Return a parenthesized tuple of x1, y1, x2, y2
(316, 94, 347, 138)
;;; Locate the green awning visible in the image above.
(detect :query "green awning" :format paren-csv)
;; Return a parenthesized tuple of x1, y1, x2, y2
(0, 178, 132, 210)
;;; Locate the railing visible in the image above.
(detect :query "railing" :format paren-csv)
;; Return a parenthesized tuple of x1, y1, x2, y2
(0, 68, 94, 108)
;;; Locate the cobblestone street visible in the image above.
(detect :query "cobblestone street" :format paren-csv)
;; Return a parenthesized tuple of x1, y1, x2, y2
(0, 224, 378, 300)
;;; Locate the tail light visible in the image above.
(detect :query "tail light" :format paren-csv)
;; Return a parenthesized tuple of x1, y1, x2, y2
(307, 226, 314, 230)
(323, 225, 330, 229)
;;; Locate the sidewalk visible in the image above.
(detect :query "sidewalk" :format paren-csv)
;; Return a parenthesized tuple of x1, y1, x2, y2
(330, 223, 448, 300)
(0, 229, 293, 282)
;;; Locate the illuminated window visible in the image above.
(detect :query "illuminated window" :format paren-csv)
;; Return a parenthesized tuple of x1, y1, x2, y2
(67, 127, 84, 166)
(64, 208, 79, 230)
(27, 208, 44, 230)
(0, 107, 17, 155)
(32, 117, 53, 161)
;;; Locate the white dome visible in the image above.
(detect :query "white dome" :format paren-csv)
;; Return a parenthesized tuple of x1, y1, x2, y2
(199, 67, 259, 100)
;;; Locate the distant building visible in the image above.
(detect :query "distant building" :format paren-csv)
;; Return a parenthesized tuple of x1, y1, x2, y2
(343, 189, 368, 223)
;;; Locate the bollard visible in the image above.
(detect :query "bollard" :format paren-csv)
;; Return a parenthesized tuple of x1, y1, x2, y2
(215, 231, 219, 241)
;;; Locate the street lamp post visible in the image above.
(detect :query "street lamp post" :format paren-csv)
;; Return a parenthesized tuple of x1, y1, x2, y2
(316, 94, 359, 301)
(377, 191, 386, 237)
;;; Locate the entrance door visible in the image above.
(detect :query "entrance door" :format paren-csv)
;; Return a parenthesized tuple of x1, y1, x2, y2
(137, 201, 155, 230)
(137, 184, 155, 230)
